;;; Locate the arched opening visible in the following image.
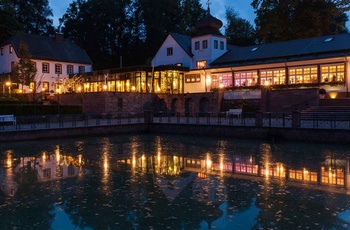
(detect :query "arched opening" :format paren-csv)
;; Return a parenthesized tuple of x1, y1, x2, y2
(185, 98, 193, 117)
(159, 99, 168, 113)
(171, 98, 178, 116)
(199, 97, 209, 116)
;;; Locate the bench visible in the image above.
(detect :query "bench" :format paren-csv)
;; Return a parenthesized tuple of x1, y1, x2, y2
(226, 109, 242, 118)
(0, 114, 16, 125)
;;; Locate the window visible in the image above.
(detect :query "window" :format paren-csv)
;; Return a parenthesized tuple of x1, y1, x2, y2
(56, 166, 63, 177)
(214, 40, 218, 49)
(220, 41, 224, 50)
(185, 74, 201, 83)
(43, 168, 51, 179)
(11, 61, 15, 71)
(320, 63, 344, 83)
(55, 64, 62, 74)
(78, 66, 85, 74)
(167, 47, 173, 56)
(260, 69, 286, 85)
(9, 45, 13, 53)
(32, 62, 36, 71)
(42, 62, 49, 73)
(289, 66, 317, 84)
(42, 82, 49, 92)
(68, 165, 75, 175)
(234, 71, 258, 87)
(202, 40, 208, 49)
(196, 60, 206, 69)
(195, 41, 200, 50)
(211, 73, 233, 88)
(67, 65, 73, 74)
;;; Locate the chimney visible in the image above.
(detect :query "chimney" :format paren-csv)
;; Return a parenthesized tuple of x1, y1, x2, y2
(55, 33, 64, 42)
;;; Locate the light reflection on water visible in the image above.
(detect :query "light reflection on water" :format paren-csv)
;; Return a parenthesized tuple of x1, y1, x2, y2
(0, 134, 350, 229)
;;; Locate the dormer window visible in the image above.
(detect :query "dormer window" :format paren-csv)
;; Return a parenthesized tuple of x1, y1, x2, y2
(195, 41, 200, 50)
(167, 47, 173, 56)
(214, 40, 218, 49)
(202, 40, 208, 49)
(220, 41, 224, 50)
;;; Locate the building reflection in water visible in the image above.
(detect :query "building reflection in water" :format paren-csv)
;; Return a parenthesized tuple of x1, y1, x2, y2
(0, 137, 350, 229)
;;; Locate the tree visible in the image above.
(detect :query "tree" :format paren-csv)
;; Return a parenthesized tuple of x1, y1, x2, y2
(225, 7, 256, 46)
(11, 43, 37, 92)
(251, 0, 350, 43)
(11, 0, 55, 35)
(0, 0, 21, 43)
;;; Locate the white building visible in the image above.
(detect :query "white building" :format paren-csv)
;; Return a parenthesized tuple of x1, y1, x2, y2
(0, 32, 92, 94)
(151, 7, 350, 98)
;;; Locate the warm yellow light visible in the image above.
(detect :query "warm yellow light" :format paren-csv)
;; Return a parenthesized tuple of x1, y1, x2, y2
(131, 86, 136, 91)
(56, 88, 60, 94)
(329, 92, 338, 99)
(77, 86, 82, 92)
(206, 77, 211, 85)
(219, 83, 224, 88)
(132, 156, 136, 168)
(5, 81, 11, 86)
(104, 159, 108, 170)
(103, 84, 107, 90)
(19, 89, 22, 93)
(265, 81, 270, 86)
(206, 155, 212, 169)
(42, 88, 46, 92)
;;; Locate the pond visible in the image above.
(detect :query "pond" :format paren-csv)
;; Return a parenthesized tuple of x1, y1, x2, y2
(1, 134, 350, 229)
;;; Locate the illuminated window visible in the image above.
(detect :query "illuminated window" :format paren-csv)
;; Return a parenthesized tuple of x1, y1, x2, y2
(9, 45, 13, 53)
(320, 63, 344, 83)
(196, 60, 206, 69)
(211, 73, 232, 89)
(167, 47, 173, 56)
(55, 64, 62, 74)
(289, 66, 317, 84)
(234, 71, 258, 87)
(202, 40, 208, 49)
(214, 40, 218, 49)
(195, 41, 200, 50)
(67, 65, 73, 74)
(56, 166, 63, 177)
(185, 74, 200, 83)
(42, 62, 49, 73)
(260, 69, 286, 85)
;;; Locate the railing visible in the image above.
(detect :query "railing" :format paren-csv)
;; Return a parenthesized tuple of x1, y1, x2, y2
(2, 111, 350, 132)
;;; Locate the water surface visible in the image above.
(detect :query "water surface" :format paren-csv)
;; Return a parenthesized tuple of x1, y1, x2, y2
(1, 134, 350, 229)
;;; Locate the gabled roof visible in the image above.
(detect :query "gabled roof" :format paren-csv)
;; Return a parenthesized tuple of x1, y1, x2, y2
(211, 33, 350, 67)
(170, 33, 193, 57)
(2, 32, 93, 65)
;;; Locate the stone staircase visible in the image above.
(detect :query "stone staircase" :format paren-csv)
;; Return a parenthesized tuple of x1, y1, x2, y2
(300, 106, 350, 120)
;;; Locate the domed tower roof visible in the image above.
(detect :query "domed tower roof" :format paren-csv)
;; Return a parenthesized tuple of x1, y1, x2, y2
(195, 6, 223, 36)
